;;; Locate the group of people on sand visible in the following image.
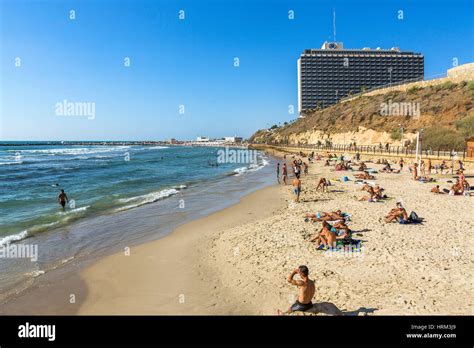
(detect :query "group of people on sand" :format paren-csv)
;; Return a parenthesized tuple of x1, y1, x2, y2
(431, 170, 471, 196)
(277, 158, 309, 184)
(276, 156, 312, 203)
(358, 183, 387, 202)
(304, 209, 352, 250)
(276, 149, 471, 315)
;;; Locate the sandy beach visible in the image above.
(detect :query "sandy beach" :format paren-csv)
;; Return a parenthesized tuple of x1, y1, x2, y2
(1, 149, 473, 316)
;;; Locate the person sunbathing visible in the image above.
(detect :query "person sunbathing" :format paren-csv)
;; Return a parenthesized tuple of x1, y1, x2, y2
(384, 203, 408, 223)
(354, 171, 375, 180)
(431, 185, 442, 194)
(361, 183, 372, 192)
(373, 185, 384, 196)
(331, 221, 351, 239)
(306, 210, 344, 222)
(358, 162, 367, 171)
(316, 177, 328, 191)
(358, 191, 379, 202)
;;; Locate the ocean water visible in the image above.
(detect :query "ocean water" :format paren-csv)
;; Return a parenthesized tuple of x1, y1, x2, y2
(0, 143, 274, 302)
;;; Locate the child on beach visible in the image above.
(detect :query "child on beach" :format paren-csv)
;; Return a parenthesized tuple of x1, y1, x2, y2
(277, 266, 315, 315)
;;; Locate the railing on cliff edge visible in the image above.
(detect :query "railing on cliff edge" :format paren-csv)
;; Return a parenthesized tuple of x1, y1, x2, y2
(251, 142, 468, 160)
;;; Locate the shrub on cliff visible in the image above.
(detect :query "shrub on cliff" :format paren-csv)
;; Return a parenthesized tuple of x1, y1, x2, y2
(419, 126, 465, 150)
(455, 114, 474, 138)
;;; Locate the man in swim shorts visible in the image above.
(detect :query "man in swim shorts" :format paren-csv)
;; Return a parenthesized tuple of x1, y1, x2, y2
(277, 265, 315, 315)
(58, 189, 69, 209)
(292, 177, 301, 202)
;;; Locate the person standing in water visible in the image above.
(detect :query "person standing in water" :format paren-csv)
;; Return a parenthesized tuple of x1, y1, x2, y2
(282, 163, 288, 185)
(276, 162, 280, 183)
(58, 189, 69, 209)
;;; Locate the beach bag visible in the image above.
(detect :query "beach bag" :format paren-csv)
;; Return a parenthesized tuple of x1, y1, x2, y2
(408, 211, 422, 224)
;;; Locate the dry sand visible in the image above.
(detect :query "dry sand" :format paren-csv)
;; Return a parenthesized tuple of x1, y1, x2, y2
(2, 150, 472, 315)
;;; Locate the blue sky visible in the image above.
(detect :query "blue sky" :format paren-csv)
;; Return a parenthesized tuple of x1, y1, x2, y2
(1, 0, 473, 141)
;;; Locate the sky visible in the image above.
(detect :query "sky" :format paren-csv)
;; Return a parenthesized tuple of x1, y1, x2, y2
(1, 0, 473, 141)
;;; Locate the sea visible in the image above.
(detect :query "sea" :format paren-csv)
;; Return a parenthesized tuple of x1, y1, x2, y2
(0, 142, 275, 303)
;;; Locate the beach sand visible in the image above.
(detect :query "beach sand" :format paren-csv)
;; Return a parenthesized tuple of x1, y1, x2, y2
(74, 150, 474, 315)
(1, 151, 472, 315)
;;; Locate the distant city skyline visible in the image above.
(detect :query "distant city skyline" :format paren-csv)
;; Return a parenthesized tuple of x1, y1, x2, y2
(1, 0, 473, 141)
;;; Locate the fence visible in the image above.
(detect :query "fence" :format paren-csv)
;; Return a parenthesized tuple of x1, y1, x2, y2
(254, 142, 468, 160)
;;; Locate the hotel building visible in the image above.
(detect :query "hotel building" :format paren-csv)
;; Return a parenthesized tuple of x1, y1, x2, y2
(297, 41, 424, 113)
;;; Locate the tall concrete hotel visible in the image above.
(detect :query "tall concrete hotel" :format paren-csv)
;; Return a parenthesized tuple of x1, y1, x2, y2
(297, 41, 424, 114)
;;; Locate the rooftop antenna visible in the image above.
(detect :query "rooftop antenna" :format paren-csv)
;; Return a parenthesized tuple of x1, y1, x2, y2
(333, 9, 336, 42)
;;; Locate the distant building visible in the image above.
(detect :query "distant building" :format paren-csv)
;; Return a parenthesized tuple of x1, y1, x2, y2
(168, 138, 178, 144)
(297, 41, 424, 113)
(224, 136, 243, 143)
(196, 136, 210, 142)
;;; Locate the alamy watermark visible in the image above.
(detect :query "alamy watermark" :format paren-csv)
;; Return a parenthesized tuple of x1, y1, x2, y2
(55, 99, 96, 120)
(323, 243, 364, 258)
(380, 99, 420, 118)
(217, 147, 258, 164)
(0, 242, 38, 262)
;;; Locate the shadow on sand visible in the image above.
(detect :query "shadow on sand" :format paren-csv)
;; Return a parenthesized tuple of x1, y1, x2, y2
(305, 302, 378, 316)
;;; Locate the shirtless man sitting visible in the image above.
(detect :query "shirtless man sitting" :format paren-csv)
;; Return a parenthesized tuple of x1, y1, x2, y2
(277, 266, 315, 315)
(384, 202, 408, 223)
(431, 185, 442, 194)
(309, 221, 336, 247)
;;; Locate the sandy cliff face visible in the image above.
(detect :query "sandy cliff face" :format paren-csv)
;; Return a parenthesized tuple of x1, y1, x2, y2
(268, 126, 417, 146)
(251, 80, 473, 147)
